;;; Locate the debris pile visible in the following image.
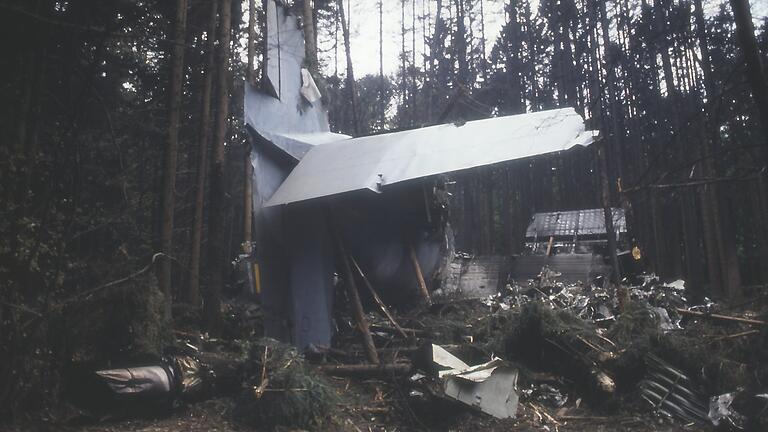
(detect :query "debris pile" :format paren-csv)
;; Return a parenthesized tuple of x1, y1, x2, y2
(473, 272, 768, 430)
(302, 268, 768, 430)
(60, 270, 768, 431)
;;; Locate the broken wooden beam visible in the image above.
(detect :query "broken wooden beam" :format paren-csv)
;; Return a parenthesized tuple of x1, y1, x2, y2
(331, 217, 380, 364)
(409, 243, 432, 305)
(710, 329, 760, 341)
(317, 362, 412, 377)
(350, 255, 408, 339)
(546, 236, 555, 256)
(675, 308, 766, 326)
(370, 324, 426, 336)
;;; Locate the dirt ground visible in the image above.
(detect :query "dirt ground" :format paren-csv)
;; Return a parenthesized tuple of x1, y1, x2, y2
(12, 378, 703, 432)
(14, 400, 698, 432)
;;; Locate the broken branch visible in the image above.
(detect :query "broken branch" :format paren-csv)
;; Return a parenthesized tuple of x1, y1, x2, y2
(370, 324, 426, 336)
(409, 243, 432, 306)
(350, 255, 408, 339)
(317, 363, 412, 377)
(675, 308, 767, 326)
(331, 217, 380, 364)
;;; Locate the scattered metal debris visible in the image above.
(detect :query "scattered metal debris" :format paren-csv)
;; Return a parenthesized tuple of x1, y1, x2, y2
(425, 343, 520, 419)
(525, 208, 627, 254)
(71, 353, 213, 419)
(709, 391, 745, 429)
(639, 353, 709, 424)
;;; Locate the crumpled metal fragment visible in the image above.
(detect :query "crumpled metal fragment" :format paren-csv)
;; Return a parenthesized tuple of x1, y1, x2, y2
(708, 392, 745, 429)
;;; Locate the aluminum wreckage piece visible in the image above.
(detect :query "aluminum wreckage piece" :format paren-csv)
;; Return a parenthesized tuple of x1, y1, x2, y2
(427, 344, 520, 419)
(245, 0, 598, 351)
(639, 353, 710, 424)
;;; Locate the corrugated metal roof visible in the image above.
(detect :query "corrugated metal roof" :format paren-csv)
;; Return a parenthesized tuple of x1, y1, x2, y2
(525, 208, 626, 239)
(265, 108, 598, 207)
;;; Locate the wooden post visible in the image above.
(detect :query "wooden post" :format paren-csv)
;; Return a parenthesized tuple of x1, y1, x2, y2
(598, 140, 621, 282)
(331, 218, 379, 364)
(546, 236, 555, 256)
(243, 143, 254, 296)
(409, 243, 432, 305)
(350, 256, 408, 339)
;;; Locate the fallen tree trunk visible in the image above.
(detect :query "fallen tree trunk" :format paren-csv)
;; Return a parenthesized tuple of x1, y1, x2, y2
(317, 363, 413, 377)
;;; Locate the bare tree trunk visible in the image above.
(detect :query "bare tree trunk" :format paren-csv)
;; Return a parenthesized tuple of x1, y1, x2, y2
(727, 0, 768, 293)
(302, 0, 318, 75)
(598, 0, 624, 179)
(454, 0, 469, 86)
(243, 160, 253, 254)
(159, 0, 188, 316)
(757, 172, 768, 284)
(729, 0, 768, 140)
(205, 0, 232, 331)
(596, 1, 621, 282)
(246, 0, 256, 83)
(401, 0, 408, 122)
(681, 194, 703, 296)
(243, 0, 255, 253)
(337, 0, 359, 135)
(693, 0, 742, 298)
(16, 52, 34, 153)
(599, 141, 621, 282)
(693, 0, 724, 294)
(718, 201, 743, 299)
(188, 0, 218, 306)
(479, 0, 486, 79)
(378, 0, 385, 128)
(653, 0, 677, 99)
(502, 167, 512, 253)
(411, 0, 417, 118)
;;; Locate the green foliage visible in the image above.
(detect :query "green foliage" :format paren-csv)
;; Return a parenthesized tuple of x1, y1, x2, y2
(78, 272, 172, 360)
(235, 338, 339, 430)
(489, 302, 599, 364)
(0, 0, 246, 421)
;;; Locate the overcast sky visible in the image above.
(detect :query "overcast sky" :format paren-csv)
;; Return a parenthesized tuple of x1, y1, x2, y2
(315, 0, 768, 78)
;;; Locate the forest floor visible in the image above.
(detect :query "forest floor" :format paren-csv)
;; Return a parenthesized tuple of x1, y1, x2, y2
(30, 389, 694, 432)
(43, 400, 693, 432)
(9, 276, 767, 432)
